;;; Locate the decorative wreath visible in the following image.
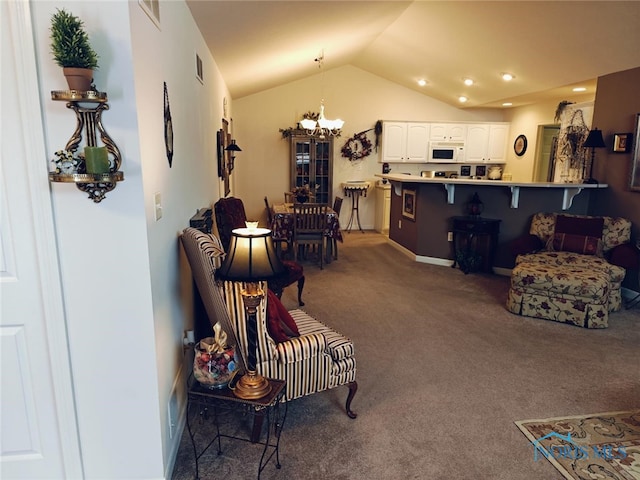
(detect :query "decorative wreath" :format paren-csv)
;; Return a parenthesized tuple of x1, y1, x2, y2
(341, 132, 373, 161)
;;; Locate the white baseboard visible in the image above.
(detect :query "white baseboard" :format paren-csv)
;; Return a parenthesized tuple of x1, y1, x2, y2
(387, 238, 511, 276)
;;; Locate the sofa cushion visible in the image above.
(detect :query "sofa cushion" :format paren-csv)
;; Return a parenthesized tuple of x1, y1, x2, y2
(511, 262, 609, 298)
(555, 214, 604, 238)
(266, 289, 299, 343)
(548, 232, 603, 256)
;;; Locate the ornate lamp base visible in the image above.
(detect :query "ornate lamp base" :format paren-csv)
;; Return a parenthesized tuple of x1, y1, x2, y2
(233, 371, 272, 399)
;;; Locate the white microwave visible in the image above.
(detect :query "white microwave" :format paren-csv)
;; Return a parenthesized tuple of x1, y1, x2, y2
(428, 141, 465, 163)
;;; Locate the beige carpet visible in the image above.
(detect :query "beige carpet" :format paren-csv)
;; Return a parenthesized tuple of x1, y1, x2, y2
(516, 411, 640, 479)
(172, 231, 640, 480)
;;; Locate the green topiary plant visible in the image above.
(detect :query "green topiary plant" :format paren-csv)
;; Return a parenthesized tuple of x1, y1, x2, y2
(50, 8, 99, 69)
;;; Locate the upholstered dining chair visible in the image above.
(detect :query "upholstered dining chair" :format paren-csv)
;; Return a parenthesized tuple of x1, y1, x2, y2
(214, 197, 305, 306)
(293, 203, 329, 270)
(180, 227, 358, 421)
(331, 196, 343, 260)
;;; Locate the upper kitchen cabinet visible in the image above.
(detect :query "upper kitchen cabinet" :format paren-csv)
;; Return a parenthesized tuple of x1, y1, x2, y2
(429, 123, 466, 142)
(465, 123, 510, 163)
(382, 122, 430, 163)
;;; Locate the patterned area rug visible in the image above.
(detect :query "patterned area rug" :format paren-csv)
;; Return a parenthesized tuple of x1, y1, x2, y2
(516, 411, 640, 479)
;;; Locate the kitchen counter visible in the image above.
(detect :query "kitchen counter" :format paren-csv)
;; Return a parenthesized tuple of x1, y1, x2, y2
(375, 173, 608, 210)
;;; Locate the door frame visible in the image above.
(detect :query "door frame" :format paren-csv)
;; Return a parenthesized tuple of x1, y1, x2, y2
(3, 1, 83, 476)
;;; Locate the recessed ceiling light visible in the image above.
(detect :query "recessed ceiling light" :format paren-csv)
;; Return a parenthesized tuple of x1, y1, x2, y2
(573, 87, 587, 92)
(417, 79, 427, 87)
(502, 102, 513, 107)
(501, 72, 515, 81)
(463, 78, 474, 86)
(458, 96, 468, 103)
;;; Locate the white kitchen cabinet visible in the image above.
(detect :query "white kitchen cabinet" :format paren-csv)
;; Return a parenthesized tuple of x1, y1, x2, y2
(464, 123, 509, 163)
(429, 123, 466, 142)
(374, 182, 391, 234)
(465, 124, 490, 162)
(382, 122, 430, 163)
(486, 124, 509, 163)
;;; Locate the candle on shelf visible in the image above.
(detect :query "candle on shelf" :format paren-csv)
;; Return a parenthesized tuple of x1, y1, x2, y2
(84, 146, 110, 174)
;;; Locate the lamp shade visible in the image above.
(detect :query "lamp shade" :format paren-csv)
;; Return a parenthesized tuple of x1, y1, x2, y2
(225, 139, 242, 152)
(217, 228, 285, 282)
(583, 128, 606, 148)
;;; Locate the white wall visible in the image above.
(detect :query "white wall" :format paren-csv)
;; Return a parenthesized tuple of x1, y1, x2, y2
(502, 96, 595, 182)
(31, 0, 228, 477)
(233, 65, 507, 228)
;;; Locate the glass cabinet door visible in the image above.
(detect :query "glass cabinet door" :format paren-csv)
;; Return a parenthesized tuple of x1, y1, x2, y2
(290, 135, 333, 204)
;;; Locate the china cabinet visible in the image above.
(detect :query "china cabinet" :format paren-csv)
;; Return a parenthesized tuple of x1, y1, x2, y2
(290, 134, 332, 204)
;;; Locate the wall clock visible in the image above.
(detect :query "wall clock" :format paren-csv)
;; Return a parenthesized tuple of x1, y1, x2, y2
(164, 82, 174, 167)
(514, 134, 527, 156)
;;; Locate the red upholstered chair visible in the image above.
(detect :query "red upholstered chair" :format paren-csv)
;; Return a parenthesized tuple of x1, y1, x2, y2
(214, 197, 305, 305)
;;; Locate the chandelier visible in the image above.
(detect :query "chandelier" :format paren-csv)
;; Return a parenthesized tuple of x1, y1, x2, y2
(299, 52, 344, 138)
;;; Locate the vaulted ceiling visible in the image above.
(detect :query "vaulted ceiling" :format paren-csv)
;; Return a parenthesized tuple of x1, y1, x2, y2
(186, 1, 640, 109)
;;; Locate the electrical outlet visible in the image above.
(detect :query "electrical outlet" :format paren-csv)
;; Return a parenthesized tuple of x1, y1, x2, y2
(167, 387, 178, 439)
(398, 220, 402, 229)
(447, 232, 454, 242)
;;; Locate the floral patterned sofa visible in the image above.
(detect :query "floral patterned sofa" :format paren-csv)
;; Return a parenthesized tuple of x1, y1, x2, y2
(506, 213, 634, 328)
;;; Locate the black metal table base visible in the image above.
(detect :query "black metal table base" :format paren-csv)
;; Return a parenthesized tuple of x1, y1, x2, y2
(186, 379, 287, 480)
(343, 186, 369, 233)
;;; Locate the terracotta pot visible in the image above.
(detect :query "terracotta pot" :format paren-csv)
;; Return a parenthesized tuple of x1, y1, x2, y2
(63, 67, 94, 92)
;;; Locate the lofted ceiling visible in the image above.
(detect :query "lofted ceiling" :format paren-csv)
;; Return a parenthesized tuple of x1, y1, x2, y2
(186, 1, 640, 109)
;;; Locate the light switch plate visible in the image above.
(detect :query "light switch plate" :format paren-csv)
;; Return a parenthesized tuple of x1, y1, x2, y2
(154, 192, 162, 221)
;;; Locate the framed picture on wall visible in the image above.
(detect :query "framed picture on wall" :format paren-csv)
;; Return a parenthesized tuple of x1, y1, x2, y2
(402, 188, 416, 221)
(216, 129, 224, 178)
(613, 132, 632, 153)
(630, 113, 640, 191)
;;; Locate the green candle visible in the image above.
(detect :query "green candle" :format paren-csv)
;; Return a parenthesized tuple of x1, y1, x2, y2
(84, 146, 110, 174)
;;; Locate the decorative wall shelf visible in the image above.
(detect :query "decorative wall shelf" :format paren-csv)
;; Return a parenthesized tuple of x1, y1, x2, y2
(48, 90, 124, 203)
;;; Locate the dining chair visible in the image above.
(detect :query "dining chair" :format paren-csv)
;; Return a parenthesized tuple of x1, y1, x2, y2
(284, 192, 294, 203)
(293, 203, 329, 269)
(265, 195, 291, 259)
(214, 197, 305, 305)
(331, 196, 343, 260)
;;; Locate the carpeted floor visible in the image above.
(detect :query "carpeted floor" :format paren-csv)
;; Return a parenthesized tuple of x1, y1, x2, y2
(172, 231, 640, 480)
(516, 410, 640, 479)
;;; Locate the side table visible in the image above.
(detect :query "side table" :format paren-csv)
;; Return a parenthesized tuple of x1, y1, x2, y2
(341, 182, 370, 233)
(450, 216, 501, 274)
(186, 378, 287, 480)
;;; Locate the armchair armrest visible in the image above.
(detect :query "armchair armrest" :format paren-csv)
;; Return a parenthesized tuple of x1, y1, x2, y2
(608, 243, 640, 269)
(510, 234, 544, 257)
(275, 332, 328, 365)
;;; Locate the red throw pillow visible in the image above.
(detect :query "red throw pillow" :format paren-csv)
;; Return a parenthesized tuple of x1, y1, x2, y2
(550, 232, 603, 256)
(555, 215, 604, 238)
(266, 289, 299, 343)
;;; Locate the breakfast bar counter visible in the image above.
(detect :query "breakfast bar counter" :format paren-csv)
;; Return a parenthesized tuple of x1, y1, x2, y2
(373, 173, 609, 271)
(375, 173, 607, 210)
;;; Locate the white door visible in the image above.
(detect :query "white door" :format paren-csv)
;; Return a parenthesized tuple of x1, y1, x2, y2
(1, 2, 82, 478)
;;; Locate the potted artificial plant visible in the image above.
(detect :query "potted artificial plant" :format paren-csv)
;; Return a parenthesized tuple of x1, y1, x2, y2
(50, 8, 99, 91)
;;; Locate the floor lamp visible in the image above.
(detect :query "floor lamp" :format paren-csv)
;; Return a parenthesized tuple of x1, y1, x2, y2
(583, 128, 606, 184)
(216, 226, 285, 399)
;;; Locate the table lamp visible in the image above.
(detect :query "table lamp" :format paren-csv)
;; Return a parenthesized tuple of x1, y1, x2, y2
(583, 128, 606, 184)
(216, 226, 285, 399)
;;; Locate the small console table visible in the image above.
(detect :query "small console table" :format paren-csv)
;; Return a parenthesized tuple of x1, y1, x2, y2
(341, 181, 370, 233)
(451, 216, 501, 274)
(186, 377, 287, 479)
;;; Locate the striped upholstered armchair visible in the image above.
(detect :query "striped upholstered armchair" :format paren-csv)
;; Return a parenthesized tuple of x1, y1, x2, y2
(181, 227, 358, 417)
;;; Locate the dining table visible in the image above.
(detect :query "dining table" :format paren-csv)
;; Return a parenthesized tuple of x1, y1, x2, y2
(271, 203, 343, 263)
